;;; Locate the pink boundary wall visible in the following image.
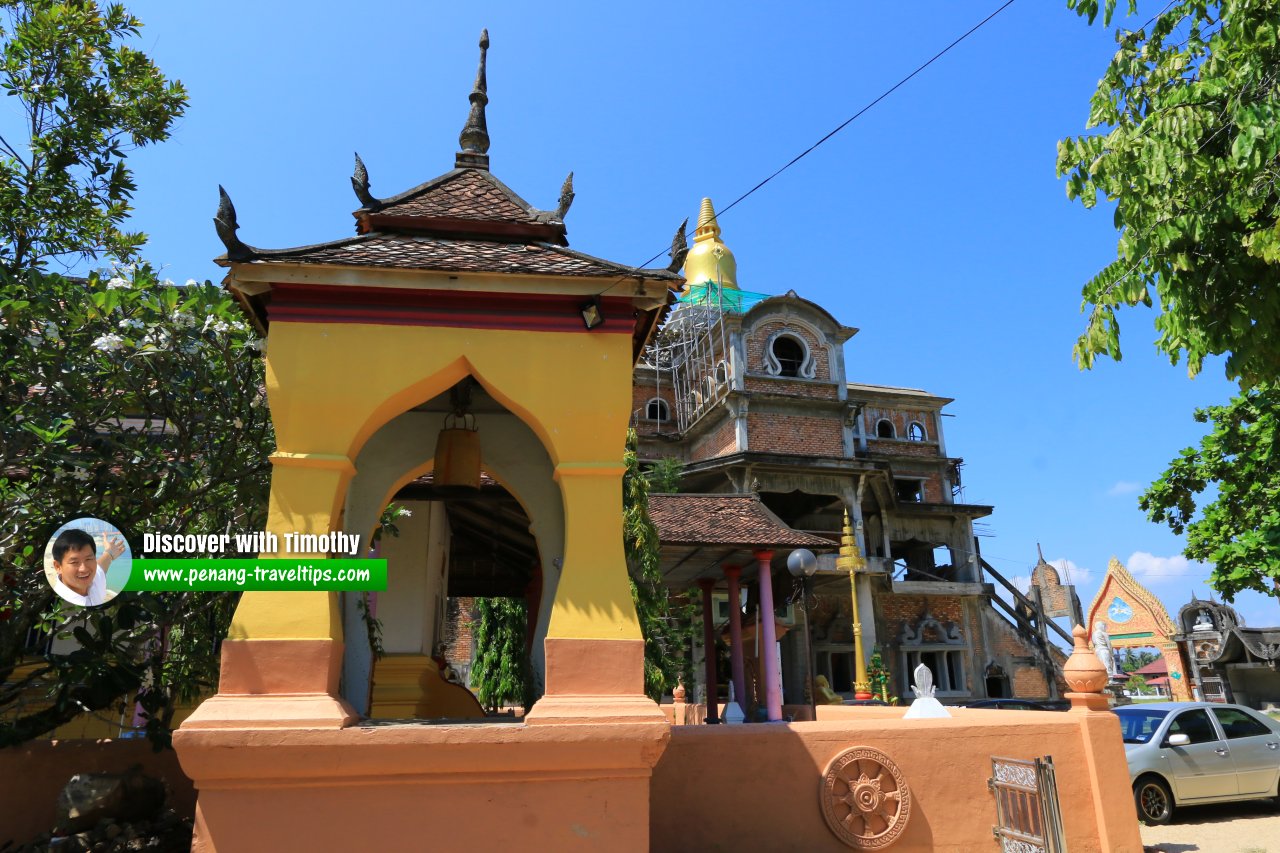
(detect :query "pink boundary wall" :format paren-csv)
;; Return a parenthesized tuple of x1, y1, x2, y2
(651, 704, 1143, 852)
(0, 739, 196, 846)
(5, 704, 1140, 850)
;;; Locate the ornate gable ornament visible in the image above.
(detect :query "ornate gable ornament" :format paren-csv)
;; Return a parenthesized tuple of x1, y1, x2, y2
(899, 611, 963, 646)
(1085, 557, 1178, 638)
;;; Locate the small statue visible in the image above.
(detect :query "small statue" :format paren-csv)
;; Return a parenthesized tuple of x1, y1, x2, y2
(903, 662, 950, 719)
(1092, 621, 1117, 678)
(814, 675, 844, 705)
(912, 663, 935, 698)
(1192, 609, 1215, 632)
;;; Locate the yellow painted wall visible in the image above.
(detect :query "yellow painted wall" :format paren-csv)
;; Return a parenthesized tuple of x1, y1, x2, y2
(232, 319, 640, 649)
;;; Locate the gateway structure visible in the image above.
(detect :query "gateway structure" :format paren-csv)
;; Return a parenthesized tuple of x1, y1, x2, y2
(172, 31, 1142, 852)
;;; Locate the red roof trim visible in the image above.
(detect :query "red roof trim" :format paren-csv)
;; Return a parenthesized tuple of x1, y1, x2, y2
(266, 283, 634, 334)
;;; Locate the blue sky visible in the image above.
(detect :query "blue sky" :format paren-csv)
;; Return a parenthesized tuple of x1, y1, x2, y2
(29, 1, 1276, 630)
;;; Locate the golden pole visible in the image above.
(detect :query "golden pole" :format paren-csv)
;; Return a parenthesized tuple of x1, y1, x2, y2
(837, 509, 872, 699)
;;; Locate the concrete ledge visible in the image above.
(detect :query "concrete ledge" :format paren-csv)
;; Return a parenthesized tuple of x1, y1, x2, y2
(651, 711, 1142, 852)
(892, 580, 988, 595)
(177, 721, 670, 852)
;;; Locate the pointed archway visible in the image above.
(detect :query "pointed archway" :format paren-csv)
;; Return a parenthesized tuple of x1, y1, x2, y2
(1085, 557, 1191, 701)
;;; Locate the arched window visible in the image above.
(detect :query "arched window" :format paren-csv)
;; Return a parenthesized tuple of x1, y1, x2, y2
(907, 421, 926, 441)
(715, 360, 730, 385)
(646, 398, 669, 422)
(876, 419, 896, 439)
(771, 336, 805, 377)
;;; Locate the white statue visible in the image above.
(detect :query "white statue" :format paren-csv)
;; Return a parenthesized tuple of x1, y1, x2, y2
(1092, 621, 1118, 678)
(913, 663, 935, 698)
(1192, 609, 1215, 632)
(903, 662, 950, 719)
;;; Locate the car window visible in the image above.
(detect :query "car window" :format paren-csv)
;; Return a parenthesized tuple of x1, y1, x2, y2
(1211, 707, 1271, 739)
(1168, 709, 1219, 744)
(1113, 707, 1168, 744)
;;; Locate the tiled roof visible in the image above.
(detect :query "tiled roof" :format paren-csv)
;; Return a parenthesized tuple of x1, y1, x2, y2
(241, 232, 679, 280)
(373, 169, 542, 222)
(648, 493, 835, 549)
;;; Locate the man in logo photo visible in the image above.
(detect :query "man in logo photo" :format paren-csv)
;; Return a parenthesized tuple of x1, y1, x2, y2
(50, 528, 125, 606)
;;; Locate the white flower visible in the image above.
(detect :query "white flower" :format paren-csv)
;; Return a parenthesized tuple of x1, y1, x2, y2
(185, 279, 198, 287)
(70, 468, 91, 482)
(92, 333, 124, 351)
(105, 276, 130, 290)
(118, 318, 144, 331)
(233, 418, 243, 429)
(161, 278, 175, 287)
(245, 338, 266, 352)
(399, 508, 413, 517)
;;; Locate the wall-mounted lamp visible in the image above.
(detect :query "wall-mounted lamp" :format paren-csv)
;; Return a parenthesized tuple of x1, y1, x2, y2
(580, 296, 604, 330)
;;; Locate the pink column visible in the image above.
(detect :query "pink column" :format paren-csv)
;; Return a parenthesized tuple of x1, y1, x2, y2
(754, 549, 782, 721)
(722, 564, 747, 712)
(698, 579, 720, 724)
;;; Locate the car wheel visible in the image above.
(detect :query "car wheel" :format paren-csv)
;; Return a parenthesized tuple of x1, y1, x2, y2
(1134, 777, 1174, 825)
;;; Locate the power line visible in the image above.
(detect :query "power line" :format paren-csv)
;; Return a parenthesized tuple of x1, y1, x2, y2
(619, 0, 1022, 274)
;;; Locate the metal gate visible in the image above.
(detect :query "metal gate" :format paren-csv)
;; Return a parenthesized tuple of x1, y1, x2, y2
(988, 756, 1067, 853)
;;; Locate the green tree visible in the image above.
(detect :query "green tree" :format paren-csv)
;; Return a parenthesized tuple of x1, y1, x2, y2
(471, 597, 535, 713)
(623, 429, 688, 701)
(1141, 385, 1280, 599)
(1120, 649, 1160, 673)
(1125, 674, 1150, 695)
(1062, 0, 1280, 605)
(0, 1, 187, 273)
(1059, 0, 1280, 386)
(0, 269, 271, 746)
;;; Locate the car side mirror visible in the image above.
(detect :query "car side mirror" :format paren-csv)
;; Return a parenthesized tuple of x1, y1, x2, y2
(1167, 733, 1190, 747)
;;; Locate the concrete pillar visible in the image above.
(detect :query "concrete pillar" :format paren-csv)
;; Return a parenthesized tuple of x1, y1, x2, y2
(754, 550, 782, 721)
(699, 579, 720, 724)
(723, 565, 747, 715)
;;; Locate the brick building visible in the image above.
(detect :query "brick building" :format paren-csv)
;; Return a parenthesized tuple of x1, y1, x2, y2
(635, 198, 1063, 705)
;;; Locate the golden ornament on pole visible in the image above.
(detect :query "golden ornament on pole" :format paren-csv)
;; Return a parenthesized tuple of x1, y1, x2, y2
(837, 509, 872, 700)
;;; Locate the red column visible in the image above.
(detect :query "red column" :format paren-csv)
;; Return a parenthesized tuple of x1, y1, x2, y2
(722, 564, 747, 711)
(754, 550, 782, 721)
(699, 579, 720, 724)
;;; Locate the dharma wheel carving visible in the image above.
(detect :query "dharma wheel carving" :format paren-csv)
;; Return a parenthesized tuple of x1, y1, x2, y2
(820, 746, 912, 849)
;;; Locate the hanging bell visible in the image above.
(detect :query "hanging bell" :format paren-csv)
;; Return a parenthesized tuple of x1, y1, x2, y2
(433, 412, 481, 491)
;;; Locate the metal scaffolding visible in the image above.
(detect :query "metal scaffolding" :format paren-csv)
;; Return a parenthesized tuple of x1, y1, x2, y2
(638, 282, 769, 434)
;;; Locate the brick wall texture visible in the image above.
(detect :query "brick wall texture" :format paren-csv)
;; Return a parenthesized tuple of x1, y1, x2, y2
(864, 407, 936, 441)
(691, 419, 738, 461)
(747, 412, 842, 457)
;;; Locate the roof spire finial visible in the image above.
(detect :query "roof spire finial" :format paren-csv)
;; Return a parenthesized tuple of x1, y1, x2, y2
(683, 197, 738, 290)
(457, 29, 491, 170)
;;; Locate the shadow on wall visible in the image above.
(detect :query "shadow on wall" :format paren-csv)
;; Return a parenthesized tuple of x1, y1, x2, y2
(0, 740, 195, 846)
(650, 709, 1137, 852)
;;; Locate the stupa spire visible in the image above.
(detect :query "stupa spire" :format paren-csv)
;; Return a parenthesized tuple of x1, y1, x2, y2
(682, 197, 738, 290)
(457, 29, 491, 170)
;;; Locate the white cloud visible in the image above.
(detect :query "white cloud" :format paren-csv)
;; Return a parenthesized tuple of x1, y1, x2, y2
(1010, 574, 1031, 594)
(1125, 551, 1208, 584)
(1048, 558, 1093, 588)
(1108, 481, 1142, 496)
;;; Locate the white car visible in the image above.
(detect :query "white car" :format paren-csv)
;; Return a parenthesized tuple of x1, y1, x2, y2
(1113, 701, 1280, 824)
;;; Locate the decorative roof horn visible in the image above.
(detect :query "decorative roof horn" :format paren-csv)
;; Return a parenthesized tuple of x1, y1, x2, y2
(351, 152, 381, 210)
(555, 172, 575, 220)
(667, 217, 689, 273)
(214, 185, 254, 261)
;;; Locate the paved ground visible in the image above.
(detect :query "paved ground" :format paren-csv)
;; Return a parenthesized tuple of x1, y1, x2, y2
(1142, 799, 1280, 853)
